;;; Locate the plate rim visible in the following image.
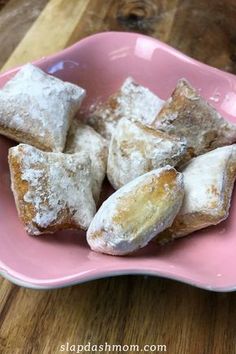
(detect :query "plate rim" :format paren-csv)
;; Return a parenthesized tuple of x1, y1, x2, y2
(1, 265, 236, 292)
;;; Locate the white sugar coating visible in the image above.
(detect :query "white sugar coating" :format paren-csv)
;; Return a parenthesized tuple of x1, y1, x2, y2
(118, 77, 165, 124)
(87, 167, 184, 255)
(88, 77, 164, 140)
(10, 144, 96, 234)
(180, 145, 236, 215)
(0, 63, 86, 151)
(107, 117, 187, 189)
(154, 79, 236, 156)
(65, 121, 108, 202)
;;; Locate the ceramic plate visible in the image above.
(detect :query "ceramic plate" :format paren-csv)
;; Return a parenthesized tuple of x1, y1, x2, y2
(1, 32, 236, 291)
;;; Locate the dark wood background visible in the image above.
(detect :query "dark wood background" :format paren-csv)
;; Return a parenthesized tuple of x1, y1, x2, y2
(0, 1, 236, 353)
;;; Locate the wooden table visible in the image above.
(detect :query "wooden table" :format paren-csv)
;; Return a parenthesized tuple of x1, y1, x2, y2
(0, 1, 236, 353)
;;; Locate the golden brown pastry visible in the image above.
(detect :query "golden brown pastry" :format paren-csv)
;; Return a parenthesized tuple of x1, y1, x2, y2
(87, 166, 184, 255)
(157, 145, 236, 243)
(107, 117, 187, 189)
(153, 79, 236, 160)
(88, 77, 164, 141)
(65, 120, 108, 203)
(0, 64, 85, 152)
(9, 144, 96, 236)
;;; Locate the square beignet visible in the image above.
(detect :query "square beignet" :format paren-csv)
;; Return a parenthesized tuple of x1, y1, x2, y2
(8, 144, 96, 236)
(0, 64, 85, 152)
(65, 121, 108, 203)
(153, 79, 236, 159)
(88, 77, 164, 141)
(157, 145, 236, 243)
(107, 117, 187, 189)
(87, 166, 184, 255)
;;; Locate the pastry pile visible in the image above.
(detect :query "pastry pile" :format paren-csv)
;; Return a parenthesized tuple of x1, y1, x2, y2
(2, 64, 236, 256)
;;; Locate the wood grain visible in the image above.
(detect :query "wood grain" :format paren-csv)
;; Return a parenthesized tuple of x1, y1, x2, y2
(0, 0, 49, 69)
(0, 277, 236, 354)
(2, 0, 236, 73)
(0, 1, 9, 10)
(1, 0, 90, 71)
(1, 0, 236, 353)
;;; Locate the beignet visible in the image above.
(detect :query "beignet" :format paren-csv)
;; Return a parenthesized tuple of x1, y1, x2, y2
(88, 77, 164, 141)
(153, 79, 236, 159)
(107, 117, 187, 189)
(0, 64, 85, 152)
(9, 144, 96, 236)
(87, 166, 184, 255)
(157, 145, 236, 243)
(65, 121, 108, 202)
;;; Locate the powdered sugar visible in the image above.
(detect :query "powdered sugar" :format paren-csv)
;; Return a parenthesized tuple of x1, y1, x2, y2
(117, 77, 165, 125)
(9, 144, 96, 235)
(154, 79, 236, 157)
(157, 145, 236, 240)
(107, 117, 186, 189)
(88, 77, 164, 140)
(87, 167, 184, 255)
(180, 145, 236, 215)
(0, 64, 85, 151)
(65, 121, 108, 202)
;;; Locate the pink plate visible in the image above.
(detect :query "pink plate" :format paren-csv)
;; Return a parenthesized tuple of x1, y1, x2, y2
(1, 32, 236, 291)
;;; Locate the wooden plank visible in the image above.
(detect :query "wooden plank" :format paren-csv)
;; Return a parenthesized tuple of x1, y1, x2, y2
(0, 277, 236, 354)
(67, 0, 236, 73)
(0, 0, 49, 69)
(1, 0, 90, 72)
(0, 0, 10, 10)
(2, 0, 236, 73)
(67, 0, 179, 45)
(0, 280, 15, 314)
(167, 0, 236, 73)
